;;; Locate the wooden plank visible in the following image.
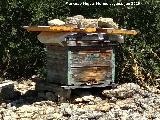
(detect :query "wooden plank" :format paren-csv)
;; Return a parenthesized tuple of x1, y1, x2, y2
(23, 26, 138, 35)
(70, 67, 112, 84)
(70, 51, 112, 67)
(23, 26, 96, 33)
(97, 28, 138, 35)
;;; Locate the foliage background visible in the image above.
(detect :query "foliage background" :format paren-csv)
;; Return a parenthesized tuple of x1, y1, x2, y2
(0, 0, 160, 84)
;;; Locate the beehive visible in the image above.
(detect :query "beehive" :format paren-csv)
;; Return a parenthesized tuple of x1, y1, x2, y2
(45, 33, 118, 88)
(24, 26, 137, 89)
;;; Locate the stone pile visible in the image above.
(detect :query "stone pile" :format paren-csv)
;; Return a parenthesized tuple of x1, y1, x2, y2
(0, 82, 160, 120)
(48, 15, 119, 29)
(46, 15, 124, 45)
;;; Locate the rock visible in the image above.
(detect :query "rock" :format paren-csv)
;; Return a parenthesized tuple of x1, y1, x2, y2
(94, 97, 102, 103)
(96, 102, 110, 112)
(46, 114, 54, 120)
(10, 113, 19, 119)
(1, 103, 7, 108)
(98, 17, 118, 28)
(0, 81, 15, 100)
(74, 97, 83, 102)
(52, 113, 62, 119)
(63, 107, 72, 116)
(83, 105, 97, 111)
(45, 107, 55, 114)
(3, 116, 13, 120)
(11, 106, 17, 112)
(78, 19, 98, 28)
(60, 103, 70, 113)
(102, 83, 140, 99)
(74, 95, 95, 103)
(0, 114, 2, 119)
(48, 19, 65, 26)
(66, 15, 84, 27)
(31, 113, 38, 119)
(72, 15, 84, 19)
(82, 95, 95, 101)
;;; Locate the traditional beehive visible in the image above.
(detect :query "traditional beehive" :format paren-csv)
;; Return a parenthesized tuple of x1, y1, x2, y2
(24, 16, 137, 90)
(46, 33, 116, 88)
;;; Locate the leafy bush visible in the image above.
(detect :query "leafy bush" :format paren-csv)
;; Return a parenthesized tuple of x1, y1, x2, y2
(0, 0, 160, 84)
(0, 0, 69, 79)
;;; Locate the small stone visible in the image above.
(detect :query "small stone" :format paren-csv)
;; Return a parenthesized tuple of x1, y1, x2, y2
(0, 114, 2, 119)
(39, 110, 44, 115)
(7, 103, 12, 108)
(18, 84, 25, 89)
(60, 103, 70, 109)
(72, 15, 84, 19)
(52, 113, 62, 119)
(93, 111, 103, 118)
(3, 116, 13, 120)
(97, 102, 110, 112)
(64, 107, 72, 115)
(66, 15, 84, 26)
(79, 19, 98, 28)
(11, 106, 17, 112)
(74, 98, 83, 102)
(46, 115, 54, 120)
(31, 113, 38, 119)
(74, 95, 95, 103)
(88, 101, 95, 105)
(110, 97, 117, 102)
(83, 105, 97, 111)
(48, 19, 65, 26)
(82, 95, 94, 102)
(31, 75, 37, 79)
(1, 103, 7, 108)
(102, 83, 140, 99)
(45, 107, 54, 114)
(77, 108, 86, 114)
(94, 97, 102, 103)
(98, 17, 118, 28)
(10, 113, 19, 119)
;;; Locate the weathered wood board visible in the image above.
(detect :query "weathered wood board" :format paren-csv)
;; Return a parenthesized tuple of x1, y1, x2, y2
(46, 45, 68, 84)
(23, 26, 137, 35)
(70, 66, 112, 83)
(70, 50, 112, 67)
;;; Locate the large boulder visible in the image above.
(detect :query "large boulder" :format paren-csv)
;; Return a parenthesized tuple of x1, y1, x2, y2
(0, 81, 20, 100)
